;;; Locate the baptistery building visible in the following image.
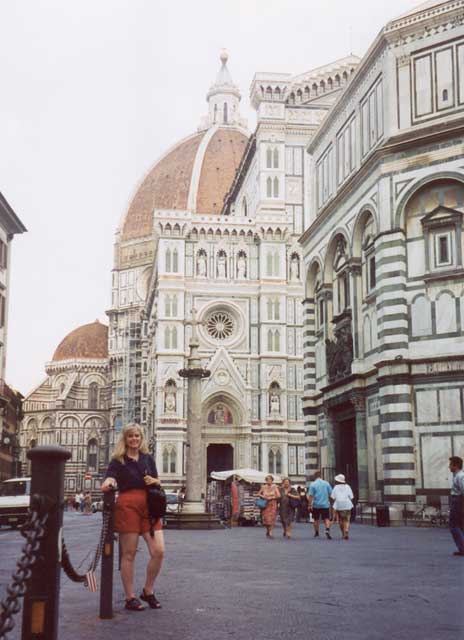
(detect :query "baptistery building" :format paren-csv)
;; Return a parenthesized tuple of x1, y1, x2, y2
(109, 52, 358, 491)
(20, 321, 110, 495)
(300, 0, 464, 513)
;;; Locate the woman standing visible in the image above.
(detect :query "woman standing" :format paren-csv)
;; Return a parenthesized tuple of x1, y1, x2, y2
(279, 478, 299, 538)
(101, 423, 164, 611)
(331, 474, 354, 540)
(258, 475, 280, 538)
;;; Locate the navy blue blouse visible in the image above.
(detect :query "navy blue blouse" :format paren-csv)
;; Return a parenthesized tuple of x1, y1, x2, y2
(104, 453, 158, 493)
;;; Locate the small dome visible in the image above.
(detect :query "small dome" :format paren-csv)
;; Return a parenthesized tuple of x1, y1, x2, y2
(52, 321, 108, 361)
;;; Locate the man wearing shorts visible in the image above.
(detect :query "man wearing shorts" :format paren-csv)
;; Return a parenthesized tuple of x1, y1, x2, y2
(308, 471, 332, 539)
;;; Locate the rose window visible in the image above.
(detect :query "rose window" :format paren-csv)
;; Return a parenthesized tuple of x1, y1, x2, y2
(206, 311, 234, 340)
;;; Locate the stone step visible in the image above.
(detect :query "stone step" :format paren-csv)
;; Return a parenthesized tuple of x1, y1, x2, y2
(164, 512, 225, 530)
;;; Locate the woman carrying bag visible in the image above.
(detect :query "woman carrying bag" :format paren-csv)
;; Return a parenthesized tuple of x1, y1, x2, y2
(101, 423, 164, 611)
(257, 475, 280, 538)
(279, 478, 300, 539)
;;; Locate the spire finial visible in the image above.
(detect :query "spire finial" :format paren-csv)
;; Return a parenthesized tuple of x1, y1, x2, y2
(220, 49, 228, 66)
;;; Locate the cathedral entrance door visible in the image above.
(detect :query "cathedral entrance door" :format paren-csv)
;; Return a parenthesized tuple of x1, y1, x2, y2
(335, 418, 359, 499)
(207, 444, 234, 480)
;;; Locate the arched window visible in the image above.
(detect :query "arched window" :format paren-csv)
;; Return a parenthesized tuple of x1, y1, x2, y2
(296, 89, 303, 102)
(214, 103, 217, 123)
(361, 215, 376, 295)
(266, 177, 272, 197)
(165, 295, 171, 317)
(142, 407, 147, 422)
(268, 447, 282, 474)
(267, 299, 273, 319)
(87, 439, 98, 472)
(273, 177, 279, 198)
(142, 382, 147, 399)
(165, 248, 171, 272)
(266, 86, 272, 100)
(273, 251, 279, 276)
(171, 326, 178, 349)
(172, 248, 178, 272)
(275, 86, 281, 100)
(162, 446, 177, 474)
(242, 197, 248, 217)
(172, 294, 178, 317)
(304, 86, 310, 100)
(164, 327, 170, 349)
(267, 330, 273, 351)
(88, 382, 99, 410)
(273, 148, 279, 168)
(266, 147, 272, 168)
(333, 237, 350, 315)
(266, 252, 273, 276)
(223, 102, 228, 124)
(274, 330, 280, 351)
(274, 300, 280, 320)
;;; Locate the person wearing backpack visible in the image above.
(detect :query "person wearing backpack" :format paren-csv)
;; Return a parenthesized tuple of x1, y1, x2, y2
(101, 423, 164, 612)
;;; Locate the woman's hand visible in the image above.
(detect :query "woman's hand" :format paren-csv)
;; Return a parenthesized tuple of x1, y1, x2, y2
(144, 475, 161, 486)
(101, 478, 116, 493)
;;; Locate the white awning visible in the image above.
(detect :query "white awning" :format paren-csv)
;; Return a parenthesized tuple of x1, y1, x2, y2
(210, 468, 282, 484)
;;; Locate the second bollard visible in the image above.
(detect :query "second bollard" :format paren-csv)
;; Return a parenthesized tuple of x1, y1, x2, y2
(99, 490, 115, 619)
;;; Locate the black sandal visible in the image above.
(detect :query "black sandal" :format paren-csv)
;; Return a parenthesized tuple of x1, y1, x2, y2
(140, 589, 162, 609)
(125, 597, 145, 611)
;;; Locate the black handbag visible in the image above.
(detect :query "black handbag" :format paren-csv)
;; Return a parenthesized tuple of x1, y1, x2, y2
(146, 485, 167, 537)
(289, 495, 300, 510)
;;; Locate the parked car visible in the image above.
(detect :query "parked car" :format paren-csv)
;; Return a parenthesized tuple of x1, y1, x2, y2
(0, 477, 31, 528)
(165, 492, 179, 514)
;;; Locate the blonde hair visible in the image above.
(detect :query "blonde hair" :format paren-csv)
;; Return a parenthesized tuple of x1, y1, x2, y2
(111, 423, 149, 463)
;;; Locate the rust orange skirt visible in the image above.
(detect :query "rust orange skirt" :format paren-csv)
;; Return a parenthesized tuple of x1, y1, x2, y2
(114, 489, 163, 534)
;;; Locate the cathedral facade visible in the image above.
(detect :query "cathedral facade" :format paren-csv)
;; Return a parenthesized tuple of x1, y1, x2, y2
(109, 52, 358, 491)
(300, 0, 464, 513)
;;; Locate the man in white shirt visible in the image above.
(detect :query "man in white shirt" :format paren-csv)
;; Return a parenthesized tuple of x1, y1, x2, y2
(449, 456, 464, 557)
(331, 474, 354, 540)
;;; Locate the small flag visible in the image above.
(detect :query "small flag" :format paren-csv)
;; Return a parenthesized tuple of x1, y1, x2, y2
(85, 571, 98, 592)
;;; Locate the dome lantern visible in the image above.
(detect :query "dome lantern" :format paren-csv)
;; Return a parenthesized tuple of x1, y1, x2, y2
(200, 51, 246, 130)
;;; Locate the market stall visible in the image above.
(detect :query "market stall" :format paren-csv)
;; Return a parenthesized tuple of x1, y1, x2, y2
(207, 468, 282, 526)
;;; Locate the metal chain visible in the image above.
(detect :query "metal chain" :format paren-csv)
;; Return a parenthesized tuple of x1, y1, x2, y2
(0, 507, 48, 640)
(61, 509, 110, 586)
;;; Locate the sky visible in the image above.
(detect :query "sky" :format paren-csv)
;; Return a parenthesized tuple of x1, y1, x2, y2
(1, 0, 422, 395)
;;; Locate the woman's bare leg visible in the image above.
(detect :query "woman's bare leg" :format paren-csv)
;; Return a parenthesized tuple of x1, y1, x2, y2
(119, 533, 139, 599)
(141, 530, 165, 593)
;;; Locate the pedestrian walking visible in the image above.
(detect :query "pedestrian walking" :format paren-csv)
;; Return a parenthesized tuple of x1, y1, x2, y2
(258, 474, 280, 538)
(448, 456, 464, 557)
(74, 493, 81, 511)
(101, 423, 165, 611)
(308, 471, 332, 539)
(279, 478, 299, 538)
(298, 486, 309, 523)
(331, 474, 354, 540)
(83, 491, 92, 515)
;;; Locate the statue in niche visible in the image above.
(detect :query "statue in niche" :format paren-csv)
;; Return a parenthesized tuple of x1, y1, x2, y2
(270, 392, 280, 417)
(325, 324, 353, 383)
(290, 255, 299, 281)
(217, 253, 227, 278)
(237, 253, 247, 279)
(197, 252, 207, 277)
(164, 385, 176, 413)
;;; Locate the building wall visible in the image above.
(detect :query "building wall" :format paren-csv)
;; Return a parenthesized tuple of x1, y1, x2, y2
(300, 2, 464, 507)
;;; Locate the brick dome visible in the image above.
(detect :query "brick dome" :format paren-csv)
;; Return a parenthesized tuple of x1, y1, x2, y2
(52, 321, 108, 362)
(121, 127, 248, 241)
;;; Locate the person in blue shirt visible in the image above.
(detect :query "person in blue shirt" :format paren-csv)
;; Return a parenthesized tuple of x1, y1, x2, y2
(308, 471, 333, 539)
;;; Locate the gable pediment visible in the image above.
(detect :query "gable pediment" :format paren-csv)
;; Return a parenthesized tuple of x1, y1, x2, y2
(421, 205, 463, 228)
(201, 347, 247, 401)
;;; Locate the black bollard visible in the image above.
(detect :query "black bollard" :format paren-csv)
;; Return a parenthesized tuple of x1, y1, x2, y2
(99, 491, 115, 619)
(22, 445, 71, 640)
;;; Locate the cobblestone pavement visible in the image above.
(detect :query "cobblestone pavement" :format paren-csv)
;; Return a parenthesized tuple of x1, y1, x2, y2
(0, 512, 462, 640)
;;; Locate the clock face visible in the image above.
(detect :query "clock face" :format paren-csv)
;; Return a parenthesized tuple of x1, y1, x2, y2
(3, 436, 10, 445)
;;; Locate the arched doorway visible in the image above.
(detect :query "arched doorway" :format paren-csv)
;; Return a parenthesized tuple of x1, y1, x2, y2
(207, 444, 234, 479)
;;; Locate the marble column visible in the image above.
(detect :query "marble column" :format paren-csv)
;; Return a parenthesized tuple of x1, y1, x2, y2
(351, 393, 368, 502)
(179, 310, 210, 514)
(323, 405, 336, 482)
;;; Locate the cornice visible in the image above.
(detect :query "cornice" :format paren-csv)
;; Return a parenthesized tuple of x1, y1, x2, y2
(299, 116, 464, 246)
